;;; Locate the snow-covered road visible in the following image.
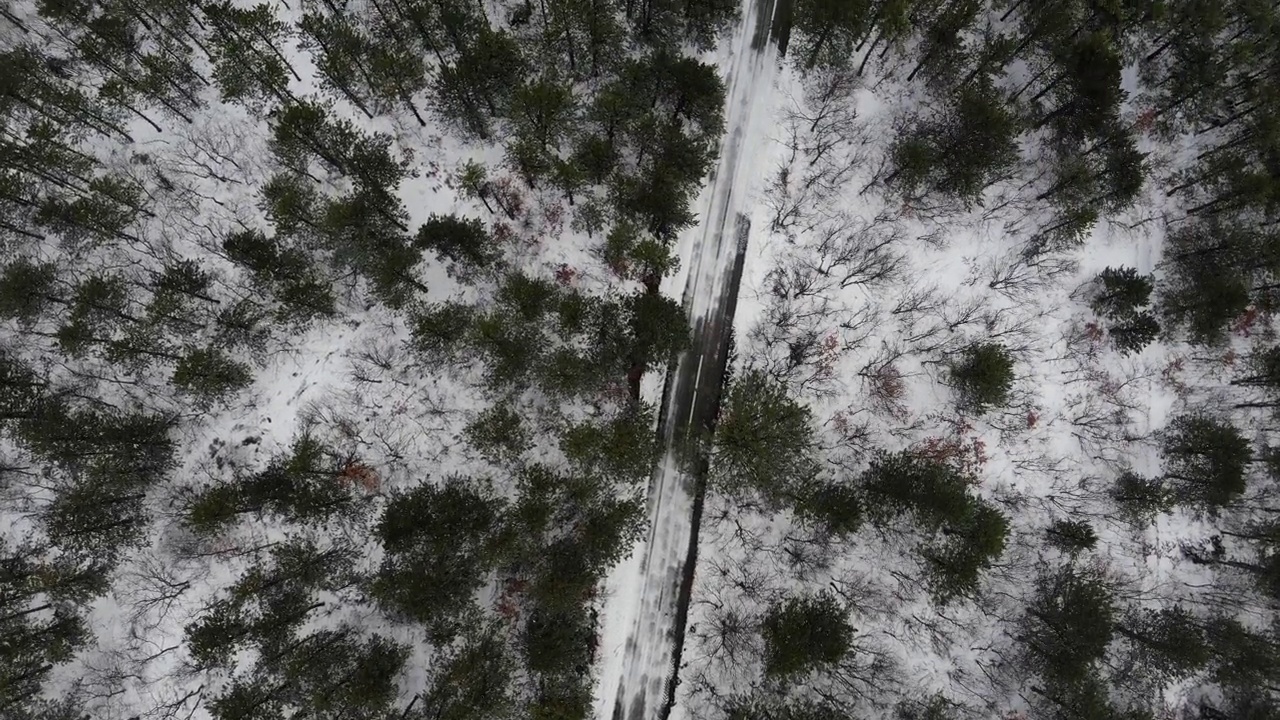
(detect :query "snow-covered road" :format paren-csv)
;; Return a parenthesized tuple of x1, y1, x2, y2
(593, 1, 782, 718)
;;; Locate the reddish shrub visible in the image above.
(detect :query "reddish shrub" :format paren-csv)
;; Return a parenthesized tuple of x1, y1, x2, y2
(338, 460, 380, 493)
(867, 363, 908, 420)
(1234, 306, 1262, 337)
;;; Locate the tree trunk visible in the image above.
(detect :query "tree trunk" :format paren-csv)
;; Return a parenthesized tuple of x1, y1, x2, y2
(806, 24, 833, 70)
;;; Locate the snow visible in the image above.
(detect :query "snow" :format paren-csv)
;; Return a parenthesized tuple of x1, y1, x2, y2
(671, 20, 1273, 720)
(5, 0, 1275, 717)
(593, 0, 786, 716)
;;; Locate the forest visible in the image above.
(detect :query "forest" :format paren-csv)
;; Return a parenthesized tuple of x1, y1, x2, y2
(0, 0, 1278, 718)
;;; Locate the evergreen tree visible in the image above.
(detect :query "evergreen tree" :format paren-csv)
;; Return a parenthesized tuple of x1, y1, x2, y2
(790, 0, 871, 70)
(713, 370, 819, 504)
(921, 500, 1009, 603)
(1109, 311, 1160, 355)
(186, 434, 360, 534)
(1035, 31, 1125, 145)
(1234, 344, 1280, 390)
(0, 604, 89, 711)
(277, 630, 408, 719)
(409, 301, 476, 362)
(948, 342, 1015, 414)
(416, 624, 516, 720)
(522, 603, 594, 676)
(414, 213, 500, 273)
(0, 539, 106, 711)
(1112, 471, 1172, 524)
(297, 10, 381, 118)
(0, 258, 58, 327)
(888, 79, 1020, 206)
(1022, 565, 1115, 686)
(1205, 616, 1280, 690)
(794, 480, 864, 538)
(623, 290, 690, 374)
(464, 403, 531, 463)
(1158, 220, 1268, 345)
(507, 75, 577, 188)
(760, 590, 853, 678)
(202, 2, 299, 110)
(558, 404, 659, 483)
(317, 189, 423, 308)
(1046, 519, 1098, 553)
(861, 449, 972, 528)
(372, 478, 505, 642)
(186, 539, 355, 670)
(1116, 605, 1211, 681)
(1093, 266, 1155, 320)
(172, 346, 253, 404)
(223, 228, 337, 324)
(1161, 414, 1251, 508)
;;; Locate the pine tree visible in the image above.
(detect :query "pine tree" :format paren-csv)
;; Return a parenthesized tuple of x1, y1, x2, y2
(372, 478, 505, 642)
(1022, 565, 1115, 686)
(1046, 518, 1098, 553)
(35, 177, 141, 247)
(1035, 31, 1125, 144)
(558, 404, 658, 483)
(1161, 414, 1251, 508)
(0, 258, 59, 327)
(948, 342, 1015, 414)
(789, 0, 870, 70)
(297, 10, 381, 118)
(507, 75, 577, 188)
(713, 370, 819, 503)
(202, 2, 299, 111)
(921, 500, 1009, 603)
(172, 346, 253, 405)
(415, 624, 515, 720)
(0, 604, 89, 711)
(186, 434, 361, 534)
(1205, 616, 1280, 691)
(186, 540, 355, 670)
(317, 189, 423, 308)
(623, 290, 690, 374)
(1109, 311, 1160, 355)
(1233, 345, 1280, 390)
(522, 602, 594, 676)
(888, 78, 1020, 206)
(414, 213, 500, 273)
(1093, 266, 1155, 320)
(1158, 220, 1265, 345)
(1112, 471, 1172, 524)
(1115, 605, 1211, 681)
(275, 630, 408, 718)
(795, 480, 864, 537)
(41, 478, 148, 558)
(146, 260, 220, 334)
(861, 449, 973, 527)
(223, 228, 337, 324)
(409, 301, 476, 362)
(761, 590, 853, 678)
(0, 539, 107, 712)
(0, 45, 133, 142)
(465, 403, 531, 463)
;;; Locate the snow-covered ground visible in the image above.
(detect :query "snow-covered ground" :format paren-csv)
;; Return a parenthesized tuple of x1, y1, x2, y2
(671, 26, 1271, 720)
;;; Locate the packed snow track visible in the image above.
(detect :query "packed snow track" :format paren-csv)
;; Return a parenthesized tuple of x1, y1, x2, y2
(593, 0, 782, 718)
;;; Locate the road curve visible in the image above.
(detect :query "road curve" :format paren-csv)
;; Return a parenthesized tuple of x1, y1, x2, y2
(594, 1, 782, 718)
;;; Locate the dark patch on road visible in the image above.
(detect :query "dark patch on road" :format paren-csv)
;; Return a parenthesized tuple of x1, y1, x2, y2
(658, 214, 751, 720)
(770, 0, 793, 55)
